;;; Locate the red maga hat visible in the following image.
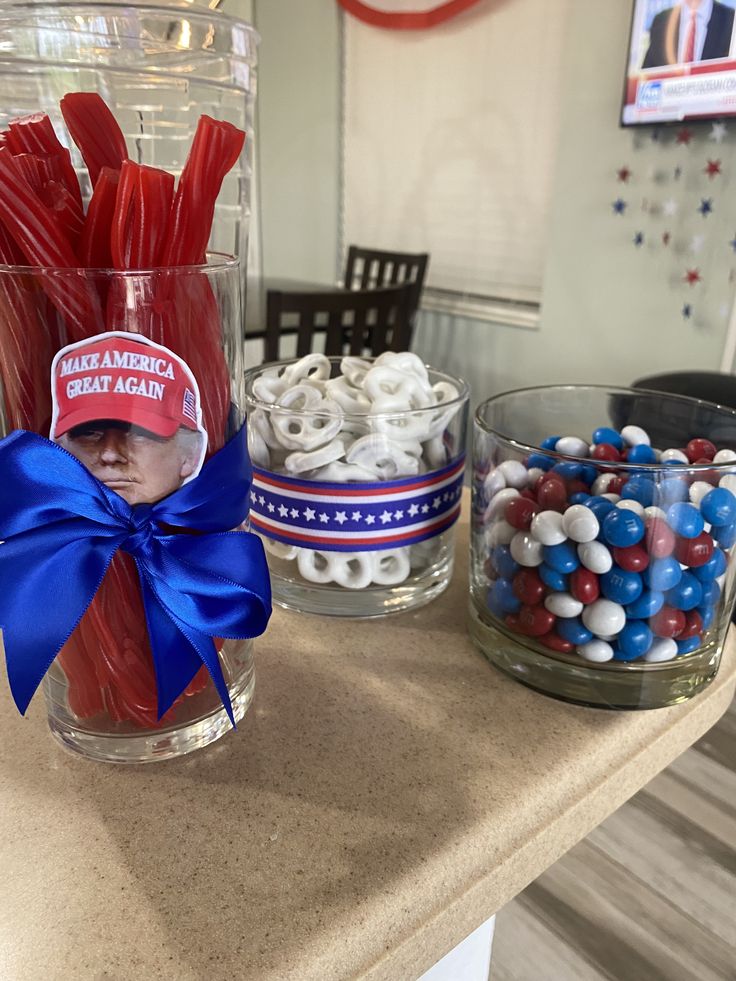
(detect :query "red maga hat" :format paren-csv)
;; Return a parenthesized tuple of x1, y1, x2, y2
(51, 332, 202, 440)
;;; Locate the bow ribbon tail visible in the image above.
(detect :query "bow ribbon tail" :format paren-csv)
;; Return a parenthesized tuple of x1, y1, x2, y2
(0, 526, 120, 714)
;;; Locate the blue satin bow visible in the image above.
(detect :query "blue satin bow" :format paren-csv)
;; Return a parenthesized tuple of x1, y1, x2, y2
(0, 425, 271, 725)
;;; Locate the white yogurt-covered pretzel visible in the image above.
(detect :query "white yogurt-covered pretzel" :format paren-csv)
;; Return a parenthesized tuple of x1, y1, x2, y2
(346, 433, 420, 479)
(271, 386, 344, 450)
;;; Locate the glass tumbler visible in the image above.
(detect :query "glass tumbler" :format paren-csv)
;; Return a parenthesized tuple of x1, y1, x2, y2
(0, 254, 256, 762)
(469, 385, 736, 709)
(245, 356, 469, 617)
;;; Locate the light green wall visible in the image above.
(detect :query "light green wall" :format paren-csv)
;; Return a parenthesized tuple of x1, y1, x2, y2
(253, 0, 342, 283)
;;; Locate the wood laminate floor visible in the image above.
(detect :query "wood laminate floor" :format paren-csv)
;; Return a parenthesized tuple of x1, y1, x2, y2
(490, 697, 736, 981)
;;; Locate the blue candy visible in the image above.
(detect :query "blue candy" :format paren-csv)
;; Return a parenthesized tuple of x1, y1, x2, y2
(700, 487, 736, 527)
(692, 547, 727, 582)
(713, 522, 736, 549)
(620, 477, 656, 507)
(586, 496, 616, 523)
(527, 452, 554, 471)
(592, 427, 624, 451)
(626, 444, 657, 464)
(542, 541, 580, 574)
(677, 635, 702, 655)
(569, 492, 591, 505)
(700, 579, 721, 607)
(557, 617, 593, 646)
(665, 571, 703, 611)
(666, 502, 705, 539)
(579, 464, 598, 487)
(601, 508, 645, 547)
(601, 566, 644, 605)
(699, 605, 716, 629)
(644, 556, 682, 592)
(486, 585, 506, 617)
(616, 620, 653, 659)
(540, 435, 561, 450)
(655, 477, 689, 507)
(491, 545, 519, 580)
(489, 578, 522, 615)
(626, 589, 665, 618)
(539, 563, 569, 592)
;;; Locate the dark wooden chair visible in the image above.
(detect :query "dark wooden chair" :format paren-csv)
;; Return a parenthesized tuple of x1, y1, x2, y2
(344, 245, 429, 327)
(264, 283, 413, 363)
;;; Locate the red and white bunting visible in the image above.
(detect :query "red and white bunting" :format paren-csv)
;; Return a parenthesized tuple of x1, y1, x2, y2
(336, 0, 484, 30)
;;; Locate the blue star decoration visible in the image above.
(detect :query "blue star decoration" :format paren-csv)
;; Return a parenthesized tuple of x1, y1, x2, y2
(633, 231, 644, 247)
(682, 303, 692, 319)
(612, 198, 627, 215)
(699, 198, 714, 217)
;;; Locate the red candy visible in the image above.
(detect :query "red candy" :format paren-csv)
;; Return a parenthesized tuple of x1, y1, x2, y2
(518, 604, 555, 637)
(570, 567, 600, 605)
(505, 496, 539, 530)
(566, 479, 590, 497)
(519, 489, 537, 503)
(650, 606, 687, 638)
(686, 438, 716, 463)
(678, 610, 703, 640)
(646, 519, 676, 558)
(591, 443, 621, 462)
(608, 476, 626, 495)
(536, 475, 567, 511)
(513, 569, 545, 605)
(540, 632, 574, 653)
(612, 544, 649, 572)
(674, 531, 714, 568)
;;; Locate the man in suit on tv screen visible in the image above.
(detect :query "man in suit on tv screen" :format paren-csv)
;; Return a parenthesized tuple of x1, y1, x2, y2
(642, 0, 734, 68)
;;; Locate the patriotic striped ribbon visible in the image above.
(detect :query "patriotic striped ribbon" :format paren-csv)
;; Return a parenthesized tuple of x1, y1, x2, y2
(250, 456, 465, 552)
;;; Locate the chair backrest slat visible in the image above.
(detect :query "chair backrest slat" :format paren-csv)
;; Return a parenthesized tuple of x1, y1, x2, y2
(345, 245, 429, 332)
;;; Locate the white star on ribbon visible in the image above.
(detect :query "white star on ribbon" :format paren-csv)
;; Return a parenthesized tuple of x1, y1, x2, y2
(335, 511, 347, 525)
(250, 491, 257, 503)
(663, 198, 678, 217)
(351, 511, 362, 521)
(380, 510, 393, 524)
(304, 507, 316, 521)
(319, 512, 329, 523)
(365, 514, 376, 525)
(290, 508, 299, 519)
(421, 504, 430, 514)
(278, 504, 288, 518)
(258, 495, 266, 506)
(432, 496, 442, 509)
(394, 509, 404, 520)
(710, 122, 727, 144)
(267, 502, 275, 513)
(408, 503, 419, 517)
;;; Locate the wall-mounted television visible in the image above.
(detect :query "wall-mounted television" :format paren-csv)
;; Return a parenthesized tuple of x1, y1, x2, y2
(622, 0, 736, 125)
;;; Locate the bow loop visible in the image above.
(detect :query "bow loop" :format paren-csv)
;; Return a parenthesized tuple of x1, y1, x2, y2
(0, 424, 271, 724)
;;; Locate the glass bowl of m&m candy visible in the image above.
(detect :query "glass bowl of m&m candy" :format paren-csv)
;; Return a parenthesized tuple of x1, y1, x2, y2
(469, 385, 736, 709)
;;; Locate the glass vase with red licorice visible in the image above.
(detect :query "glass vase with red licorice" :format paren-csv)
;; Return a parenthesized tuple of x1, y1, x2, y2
(0, 256, 253, 763)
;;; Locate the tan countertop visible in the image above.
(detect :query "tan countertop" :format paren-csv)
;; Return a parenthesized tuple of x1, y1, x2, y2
(1, 510, 734, 981)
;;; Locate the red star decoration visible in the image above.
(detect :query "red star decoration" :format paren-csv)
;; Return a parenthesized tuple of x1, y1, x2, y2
(684, 268, 702, 286)
(662, 231, 671, 246)
(676, 127, 693, 145)
(617, 166, 632, 182)
(705, 159, 722, 178)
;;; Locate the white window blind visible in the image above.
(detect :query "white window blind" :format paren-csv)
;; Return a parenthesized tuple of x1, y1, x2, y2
(342, 0, 570, 306)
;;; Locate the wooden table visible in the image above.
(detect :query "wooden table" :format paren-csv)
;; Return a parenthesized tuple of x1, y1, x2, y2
(0, 507, 733, 980)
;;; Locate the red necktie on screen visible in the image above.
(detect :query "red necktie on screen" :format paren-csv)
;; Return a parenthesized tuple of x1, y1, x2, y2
(683, 11, 696, 63)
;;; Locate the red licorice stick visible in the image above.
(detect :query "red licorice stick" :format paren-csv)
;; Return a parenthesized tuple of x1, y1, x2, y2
(161, 115, 245, 266)
(12, 153, 44, 194)
(0, 148, 101, 342)
(40, 181, 85, 250)
(60, 92, 128, 187)
(79, 167, 119, 267)
(5, 112, 83, 210)
(111, 161, 174, 269)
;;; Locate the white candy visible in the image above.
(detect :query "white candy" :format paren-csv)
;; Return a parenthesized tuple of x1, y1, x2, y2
(661, 448, 688, 464)
(602, 493, 621, 503)
(577, 540, 613, 574)
(582, 599, 626, 637)
(325, 375, 370, 414)
(713, 448, 736, 464)
(346, 433, 419, 479)
(271, 386, 343, 451)
(486, 520, 517, 547)
(483, 469, 506, 497)
(720, 474, 736, 494)
(497, 459, 529, 489)
(510, 531, 544, 567)
(371, 548, 412, 585)
(644, 638, 678, 662)
(313, 461, 377, 482)
(422, 434, 448, 469)
(526, 467, 544, 486)
(616, 499, 645, 517)
(621, 425, 650, 447)
(544, 592, 584, 618)
(364, 365, 434, 411)
(530, 510, 567, 546)
(285, 438, 347, 474)
(689, 481, 714, 505)
(297, 549, 373, 589)
(340, 356, 372, 387)
(592, 473, 618, 496)
(373, 350, 430, 384)
(644, 506, 667, 523)
(555, 435, 589, 458)
(578, 639, 614, 662)
(264, 538, 299, 561)
(483, 487, 520, 523)
(561, 504, 599, 543)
